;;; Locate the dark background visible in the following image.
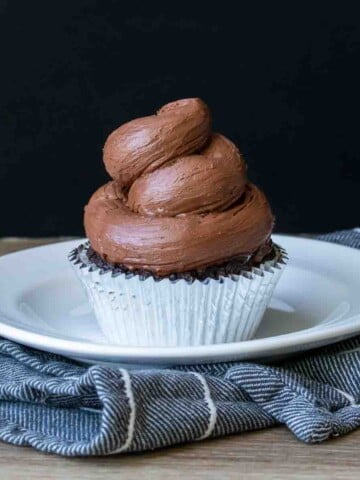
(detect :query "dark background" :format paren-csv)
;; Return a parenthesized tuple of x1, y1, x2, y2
(1, 1, 359, 236)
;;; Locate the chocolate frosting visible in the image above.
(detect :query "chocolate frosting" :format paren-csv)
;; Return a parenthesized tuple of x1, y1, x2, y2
(84, 98, 274, 276)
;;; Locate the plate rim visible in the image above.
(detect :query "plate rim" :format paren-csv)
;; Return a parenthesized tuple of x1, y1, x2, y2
(0, 234, 359, 363)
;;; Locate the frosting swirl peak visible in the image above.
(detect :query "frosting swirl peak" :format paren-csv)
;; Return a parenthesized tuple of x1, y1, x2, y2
(84, 98, 274, 276)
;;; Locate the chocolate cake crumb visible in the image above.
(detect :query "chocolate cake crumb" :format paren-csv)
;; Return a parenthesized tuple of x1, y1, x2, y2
(70, 240, 278, 282)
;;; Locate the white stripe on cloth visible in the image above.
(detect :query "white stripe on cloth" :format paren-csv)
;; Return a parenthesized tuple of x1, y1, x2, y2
(111, 369, 136, 453)
(335, 388, 360, 408)
(192, 372, 217, 440)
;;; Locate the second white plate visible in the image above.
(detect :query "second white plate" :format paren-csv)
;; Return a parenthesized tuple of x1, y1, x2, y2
(0, 234, 359, 366)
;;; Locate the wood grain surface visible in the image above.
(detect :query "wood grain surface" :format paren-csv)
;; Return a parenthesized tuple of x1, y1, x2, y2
(0, 237, 359, 480)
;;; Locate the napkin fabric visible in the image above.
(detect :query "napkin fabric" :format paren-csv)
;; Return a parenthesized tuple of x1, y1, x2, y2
(0, 229, 359, 456)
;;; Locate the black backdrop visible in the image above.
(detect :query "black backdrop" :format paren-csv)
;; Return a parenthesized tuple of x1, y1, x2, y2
(1, 1, 359, 236)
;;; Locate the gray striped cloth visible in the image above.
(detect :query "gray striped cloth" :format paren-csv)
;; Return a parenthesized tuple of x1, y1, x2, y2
(0, 229, 359, 456)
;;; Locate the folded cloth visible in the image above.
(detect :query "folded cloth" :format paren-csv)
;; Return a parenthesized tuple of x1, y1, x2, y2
(0, 230, 360, 456)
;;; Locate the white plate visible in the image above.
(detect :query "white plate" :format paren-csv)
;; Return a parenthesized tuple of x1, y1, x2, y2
(0, 234, 359, 367)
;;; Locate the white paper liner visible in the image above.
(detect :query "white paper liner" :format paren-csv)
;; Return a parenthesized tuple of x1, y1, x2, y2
(69, 244, 287, 347)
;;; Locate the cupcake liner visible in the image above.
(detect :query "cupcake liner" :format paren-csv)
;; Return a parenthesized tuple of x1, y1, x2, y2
(69, 243, 287, 347)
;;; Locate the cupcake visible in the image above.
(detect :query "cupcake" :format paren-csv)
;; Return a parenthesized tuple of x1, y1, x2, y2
(69, 98, 286, 346)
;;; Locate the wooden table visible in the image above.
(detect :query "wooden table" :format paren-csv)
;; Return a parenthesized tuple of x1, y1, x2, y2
(0, 238, 359, 480)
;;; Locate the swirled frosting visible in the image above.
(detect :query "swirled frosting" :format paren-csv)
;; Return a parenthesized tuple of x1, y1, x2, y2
(84, 98, 274, 276)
